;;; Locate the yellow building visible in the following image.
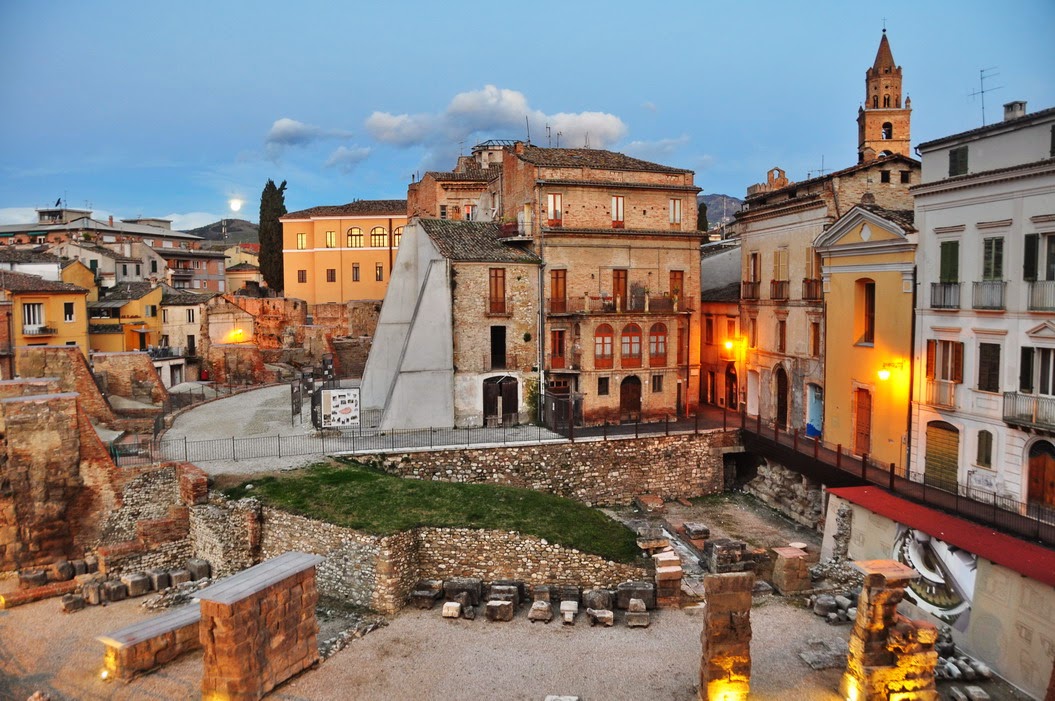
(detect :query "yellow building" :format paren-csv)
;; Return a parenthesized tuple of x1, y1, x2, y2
(88, 282, 164, 352)
(0, 270, 89, 356)
(61, 259, 99, 301)
(814, 205, 916, 468)
(280, 199, 407, 305)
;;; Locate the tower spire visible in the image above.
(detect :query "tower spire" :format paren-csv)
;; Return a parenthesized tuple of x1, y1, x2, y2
(857, 31, 912, 163)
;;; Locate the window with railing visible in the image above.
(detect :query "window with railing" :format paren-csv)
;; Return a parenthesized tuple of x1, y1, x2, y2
(925, 339, 963, 408)
(488, 268, 507, 315)
(594, 324, 614, 369)
(933, 239, 961, 309)
(611, 196, 624, 228)
(770, 280, 789, 300)
(972, 281, 1005, 310)
(547, 193, 562, 227)
(742, 281, 760, 300)
(550, 269, 567, 313)
(802, 278, 823, 300)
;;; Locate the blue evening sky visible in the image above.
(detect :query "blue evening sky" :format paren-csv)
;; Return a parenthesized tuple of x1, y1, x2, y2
(1, 1, 1052, 229)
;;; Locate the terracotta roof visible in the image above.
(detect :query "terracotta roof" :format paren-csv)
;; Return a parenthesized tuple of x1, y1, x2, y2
(743, 153, 920, 204)
(424, 165, 501, 182)
(917, 106, 1055, 150)
(0, 248, 61, 264)
(871, 31, 896, 72)
(97, 282, 157, 302)
(856, 204, 916, 231)
(511, 145, 692, 174)
(538, 179, 701, 193)
(282, 199, 408, 220)
(541, 226, 704, 239)
(225, 262, 259, 272)
(60, 242, 138, 262)
(154, 248, 227, 259)
(418, 219, 541, 264)
(237, 243, 261, 253)
(0, 270, 86, 293)
(700, 282, 740, 302)
(162, 289, 214, 306)
(911, 156, 1055, 192)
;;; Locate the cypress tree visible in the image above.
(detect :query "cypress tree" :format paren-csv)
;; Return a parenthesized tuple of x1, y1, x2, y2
(258, 179, 287, 291)
(696, 200, 709, 232)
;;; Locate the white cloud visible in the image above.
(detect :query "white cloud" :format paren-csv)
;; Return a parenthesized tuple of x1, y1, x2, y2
(641, 101, 657, 112)
(0, 207, 40, 225)
(623, 135, 691, 162)
(265, 118, 354, 159)
(366, 85, 628, 162)
(324, 145, 371, 173)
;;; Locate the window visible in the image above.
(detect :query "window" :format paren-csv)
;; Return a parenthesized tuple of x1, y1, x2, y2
(490, 326, 506, 369)
(649, 323, 667, 365)
(856, 279, 876, 345)
(900, 171, 912, 184)
(162, 309, 169, 323)
(135, 264, 141, 276)
(489, 268, 506, 314)
(597, 377, 610, 396)
(439, 205, 448, 219)
(669, 198, 682, 224)
(883, 94, 891, 108)
(192, 279, 201, 289)
(347, 228, 363, 247)
(371, 227, 387, 247)
(776, 319, 787, 353)
(64, 302, 75, 322)
(773, 248, 789, 282)
(551, 329, 566, 367)
(882, 122, 893, 140)
(375, 264, 384, 282)
(982, 238, 1003, 280)
(464, 205, 476, 221)
(352, 263, 360, 282)
(749, 318, 757, 348)
(325, 230, 336, 248)
(880, 170, 891, 183)
(297, 233, 307, 249)
(652, 375, 664, 393)
(187, 335, 196, 355)
(550, 269, 567, 312)
(594, 324, 614, 369)
(926, 339, 964, 383)
(611, 196, 624, 227)
(978, 343, 1000, 392)
(977, 430, 993, 467)
(150, 260, 158, 274)
(949, 146, 969, 177)
(621, 324, 642, 367)
(144, 305, 157, 317)
(22, 302, 43, 328)
(1020, 347, 1055, 396)
(217, 281, 225, 292)
(748, 251, 761, 282)
(326, 268, 336, 283)
(873, 95, 879, 108)
(810, 321, 821, 357)
(186, 308, 195, 323)
(939, 241, 959, 282)
(89, 259, 98, 272)
(194, 260, 201, 270)
(122, 264, 128, 276)
(705, 317, 714, 345)
(547, 193, 562, 224)
(297, 269, 307, 284)
(392, 227, 403, 247)
(670, 270, 684, 298)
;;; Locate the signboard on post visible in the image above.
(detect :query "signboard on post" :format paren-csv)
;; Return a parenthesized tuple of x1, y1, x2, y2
(291, 381, 302, 425)
(320, 388, 360, 428)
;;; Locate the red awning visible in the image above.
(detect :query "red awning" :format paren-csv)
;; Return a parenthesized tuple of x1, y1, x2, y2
(828, 486, 1055, 588)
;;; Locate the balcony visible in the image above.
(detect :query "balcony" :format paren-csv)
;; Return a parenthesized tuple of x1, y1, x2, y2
(741, 281, 760, 300)
(612, 220, 624, 229)
(970, 280, 1006, 310)
(802, 278, 823, 301)
(1003, 391, 1055, 431)
(925, 379, 957, 408)
(547, 351, 581, 371)
(482, 352, 518, 372)
(171, 268, 194, 280)
(770, 280, 790, 301)
(930, 282, 961, 310)
(544, 295, 693, 315)
(548, 297, 568, 314)
(22, 325, 57, 336)
(485, 297, 513, 317)
(1029, 280, 1055, 311)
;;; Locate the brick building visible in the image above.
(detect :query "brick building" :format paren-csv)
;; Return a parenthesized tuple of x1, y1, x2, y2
(406, 141, 507, 221)
(857, 29, 912, 163)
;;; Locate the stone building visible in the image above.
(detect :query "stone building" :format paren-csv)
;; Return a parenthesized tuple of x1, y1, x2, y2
(699, 239, 742, 410)
(361, 219, 540, 429)
(735, 32, 919, 434)
(406, 141, 506, 221)
(910, 101, 1055, 511)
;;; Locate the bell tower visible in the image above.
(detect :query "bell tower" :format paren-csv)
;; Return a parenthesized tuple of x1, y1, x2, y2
(857, 30, 912, 163)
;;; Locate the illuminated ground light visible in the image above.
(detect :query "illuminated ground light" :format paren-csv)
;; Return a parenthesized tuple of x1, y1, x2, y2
(225, 328, 247, 343)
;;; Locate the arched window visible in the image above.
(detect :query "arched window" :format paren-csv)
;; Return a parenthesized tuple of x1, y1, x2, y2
(392, 226, 404, 247)
(346, 227, 363, 247)
(621, 324, 642, 368)
(883, 95, 891, 108)
(370, 227, 388, 247)
(649, 323, 667, 366)
(594, 324, 614, 369)
(977, 430, 993, 467)
(872, 95, 879, 109)
(882, 122, 893, 140)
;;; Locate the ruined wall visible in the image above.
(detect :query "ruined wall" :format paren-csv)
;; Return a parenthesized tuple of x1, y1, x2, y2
(92, 352, 169, 406)
(331, 337, 372, 379)
(744, 460, 826, 530)
(189, 499, 260, 577)
(15, 345, 115, 425)
(375, 431, 737, 506)
(204, 343, 276, 385)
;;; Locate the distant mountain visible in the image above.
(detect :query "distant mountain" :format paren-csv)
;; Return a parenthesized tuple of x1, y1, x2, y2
(697, 194, 744, 228)
(185, 218, 259, 244)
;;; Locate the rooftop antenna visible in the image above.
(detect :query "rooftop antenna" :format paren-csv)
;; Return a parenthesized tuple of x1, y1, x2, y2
(525, 116, 530, 143)
(968, 67, 1002, 126)
(458, 139, 466, 156)
(584, 132, 590, 149)
(546, 125, 551, 147)
(556, 131, 562, 148)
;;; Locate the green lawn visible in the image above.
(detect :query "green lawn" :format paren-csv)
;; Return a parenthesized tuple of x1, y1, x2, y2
(225, 459, 641, 563)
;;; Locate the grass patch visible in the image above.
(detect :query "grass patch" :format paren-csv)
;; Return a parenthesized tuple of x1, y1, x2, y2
(225, 459, 641, 563)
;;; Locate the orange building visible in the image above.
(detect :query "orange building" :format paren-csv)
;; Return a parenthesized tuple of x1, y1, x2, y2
(280, 200, 407, 305)
(0, 270, 89, 359)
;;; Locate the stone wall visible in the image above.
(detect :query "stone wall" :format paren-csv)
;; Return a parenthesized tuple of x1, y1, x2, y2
(92, 352, 169, 406)
(375, 431, 737, 506)
(331, 336, 372, 379)
(204, 343, 277, 385)
(744, 459, 825, 530)
(189, 500, 260, 578)
(15, 345, 115, 425)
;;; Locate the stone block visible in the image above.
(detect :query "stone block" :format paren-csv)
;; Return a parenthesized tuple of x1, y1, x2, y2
(653, 550, 680, 567)
(60, 593, 85, 613)
(616, 581, 655, 610)
(684, 522, 710, 539)
(559, 585, 580, 602)
(586, 608, 614, 627)
(84, 556, 98, 573)
(532, 585, 553, 602)
(490, 579, 528, 603)
(528, 600, 553, 623)
(442, 601, 461, 618)
(147, 569, 171, 592)
(454, 592, 476, 620)
(963, 685, 989, 700)
(544, 696, 580, 701)
(948, 688, 967, 701)
(71, 559, 87, 576)
(485, 600, 514, 622)
(103, 581, 127, 602)
(582, 588, 613, 611)
(83, 581, 104, 605)
(487, 585, 520, 608)
(813, 594, 838, 616)
(185, 559, 210, 580)
(49, 560, 74, 582)
(169, 569, 192, 585)
(121, 573, 151, 597)
(409, 589, 441, 610)
(634, 494, 665, 512)
(625, 611, 650, 628)
(19, 570, 47, 588)
(628, 598, 647, 613)
(834, 595, 853, 611)
(415, 579, 443, 594)
(656, 565, 683, 582)
(444, 577, 482, 606)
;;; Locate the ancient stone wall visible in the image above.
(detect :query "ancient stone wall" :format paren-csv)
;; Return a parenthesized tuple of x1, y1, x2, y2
(744, 459, 825, 529)
(331, 337, 372, 379)
(15, 345, 115, 425)
(92, 352, 169, 406)
(375, 431, 737, 506)
(204, 344, 276, 385)
(189, 499, 260, 578)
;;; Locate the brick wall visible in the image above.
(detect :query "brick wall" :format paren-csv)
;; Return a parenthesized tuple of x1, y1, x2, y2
(15, 345, 115, 425)
(374, 431, 737, 506)
(744, 460, 825, 530)
(92, 352, 169, 406)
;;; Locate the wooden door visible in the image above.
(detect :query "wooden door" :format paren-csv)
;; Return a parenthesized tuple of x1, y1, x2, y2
(500, 378, 518, 425)
(620, 376, 641, 421)
(1028, 441, 1055, 508)
(854, 388, 872, 456)
(613, 270, 628, 310)
(550, 329, 566, 369)
(550, 269, 567, 313)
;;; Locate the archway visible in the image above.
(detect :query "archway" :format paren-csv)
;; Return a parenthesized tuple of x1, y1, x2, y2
(924, 421, 959, 488)
(774, 366, 789, 428)
(483, 376, 518, 426)
(1028, 440, 1055, 510)
(725, 363, 738, 411)
(619, 376, 642, 421)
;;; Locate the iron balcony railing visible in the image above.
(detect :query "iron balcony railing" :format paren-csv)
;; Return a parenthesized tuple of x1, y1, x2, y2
(770, 280, 789, 301)
(930, 282, 961, 309)
(741, 281, 760, 300)
(22, 325, 57, 336)
(802, 278, 823, 301)
(926, 379, 957, 408)
(485, 297, 513, 317)
(1028, 280, 1055, 311)
(544, 295, 692, 315)
(1003, 391, 1055, 430)
(972, 281, 1006, 310)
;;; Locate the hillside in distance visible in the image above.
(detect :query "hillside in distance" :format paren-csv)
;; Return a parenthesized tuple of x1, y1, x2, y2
(185, 218, 259, 244)
(697, 194, 744, 227)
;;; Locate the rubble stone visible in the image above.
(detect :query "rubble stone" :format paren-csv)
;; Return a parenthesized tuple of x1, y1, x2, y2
(146, 569, 171, 592)
(684, 522, 710, 539)
(71, 560, 87, 576)
(19, 570, 47, 588)
(60, 594, 85, 613)
(616, 581, 655, 610)
(83, 581, 104, 605)
(586, 608, 614, 627)
(964, 687, 990, 701)
(454, 592, 476, 620)
(169, 569, 192, 586)
(582, 588, 613, 611)
(813, 594, 838, 616)
(444, 577, 483, 606)
(185, 558, 210, 580)
(120, 573, 151, 597)
(102, 581, 127, 602)
(488, 585, 520, 608)
(485, 600, 514, 622)
(442, 601, 461, 618)
(628, 597, 647, 613)
(528, 600, 553, 623)
(625, 611, 650, 627)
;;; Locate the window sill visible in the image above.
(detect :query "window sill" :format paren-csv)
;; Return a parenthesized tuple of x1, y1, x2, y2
(854, 342, 875, 348)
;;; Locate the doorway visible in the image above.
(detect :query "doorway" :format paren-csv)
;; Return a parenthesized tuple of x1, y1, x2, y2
(774, 366, 789, 428)
(725, 364, 738, 410)
(924, 421, 959, 488)
(1028, 440, 1055, 509)
(619, 375, 641, 421)
(490, 326, 506, 370)
(854, 388, 871, 455)
(483, 376, 518, 426)
(806, 383, 823, 437)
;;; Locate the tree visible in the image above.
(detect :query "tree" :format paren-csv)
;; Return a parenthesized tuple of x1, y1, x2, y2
(696, 200, 708, 232)
(258, 179, 288, 291)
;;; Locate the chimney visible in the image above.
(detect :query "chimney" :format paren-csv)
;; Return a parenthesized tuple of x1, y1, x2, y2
(1004, 101, 1027, 122)
(514, 141, 525, 155)
(108, 215, 114, 226)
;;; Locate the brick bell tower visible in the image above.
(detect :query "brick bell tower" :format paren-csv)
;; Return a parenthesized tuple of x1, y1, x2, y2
(857, 29, 912, 163)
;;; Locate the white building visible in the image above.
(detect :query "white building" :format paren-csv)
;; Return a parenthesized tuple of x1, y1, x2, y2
(910, 101, 1055, 515)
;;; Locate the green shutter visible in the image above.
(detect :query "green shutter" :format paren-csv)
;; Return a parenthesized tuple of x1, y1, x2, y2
(1021, 347, 1035, 393)
(940, 241, 960, 283)
(1024, 234, 1039, 281)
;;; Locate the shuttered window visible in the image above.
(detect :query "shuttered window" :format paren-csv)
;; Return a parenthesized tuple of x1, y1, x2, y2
(1024, 234, 1039, 281)
(926, 339, 963, 383)
(939, 241, 959, 283)
(949, 146, 968, 176)
(977, 343, 1000, 392)
(977, 430, 993, 468)
(982, 238, 1003, 280)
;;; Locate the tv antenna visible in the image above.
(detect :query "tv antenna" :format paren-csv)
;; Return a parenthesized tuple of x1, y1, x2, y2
(968, 67, 1002, 126)
(556, 131, 562, 148)
(807, 155, 829, 180)
(525, 116, 531, 143)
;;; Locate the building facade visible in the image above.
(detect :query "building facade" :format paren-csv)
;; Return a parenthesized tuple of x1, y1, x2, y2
(0, 271, 89, 357)
(910, 102, 1055, 513)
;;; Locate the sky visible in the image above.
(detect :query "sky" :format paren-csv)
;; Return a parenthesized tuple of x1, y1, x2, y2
(1, 1, 1053, 230)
